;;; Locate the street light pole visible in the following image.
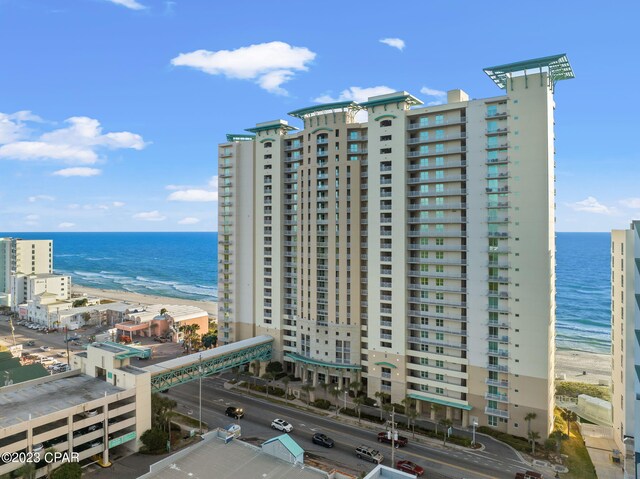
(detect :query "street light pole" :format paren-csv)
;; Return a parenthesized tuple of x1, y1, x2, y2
(198, 354, 203, 435)
(390, 407, 396, 467)
(472, 420, 478, 446)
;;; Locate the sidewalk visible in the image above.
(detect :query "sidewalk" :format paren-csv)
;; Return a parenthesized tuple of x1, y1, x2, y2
(580, 424, 624, 479)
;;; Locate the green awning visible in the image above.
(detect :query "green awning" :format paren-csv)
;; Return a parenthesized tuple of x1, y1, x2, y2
(408, 393, 472, 411)
(483, 54, 574, 89)
(288, 101, 362, 119)
(285, 352, 361, 370)
(374, 361, 397, 369)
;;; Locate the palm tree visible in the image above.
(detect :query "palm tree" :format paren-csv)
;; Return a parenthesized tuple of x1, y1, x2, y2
(282, 376, 291, 402)
(374, 391, 390, 420)
(524, 412, 537, 436)
(328, 384, 340, 416)
(353, 396, 366, 423)
(549, 430, 567, 454)
(349, 380, 363, 396)
(528, 430, 541, 455)
(45, 446, 57, 477)
(160, 308, 168, 316)
(561, 408, 578, 436)
(301, 383, 315, 405)
(402, 397, 418, 438)
(439, 418, 453, 445)
(261, 372, 276, 397)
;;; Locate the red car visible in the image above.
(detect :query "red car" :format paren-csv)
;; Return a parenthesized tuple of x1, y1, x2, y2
(377, 431, 408, 447)
(397, 460, 425, 476)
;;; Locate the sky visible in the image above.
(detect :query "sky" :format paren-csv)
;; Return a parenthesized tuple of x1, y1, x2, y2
(0, 0, 638, 232)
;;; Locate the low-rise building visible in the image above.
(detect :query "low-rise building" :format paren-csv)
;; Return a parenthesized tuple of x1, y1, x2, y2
(11, 273, 70, 311)
(115, 304, 208, 343)
(0, 342, 151, 478)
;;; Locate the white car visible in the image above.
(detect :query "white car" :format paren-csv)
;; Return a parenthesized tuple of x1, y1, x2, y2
(40, 346, 51, 352)
(271, 418, 293, 432)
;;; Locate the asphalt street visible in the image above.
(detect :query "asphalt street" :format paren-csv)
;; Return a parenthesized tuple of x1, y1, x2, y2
(166, 376, 530, 479)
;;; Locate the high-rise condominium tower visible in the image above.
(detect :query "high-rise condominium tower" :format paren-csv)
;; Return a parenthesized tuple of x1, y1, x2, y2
(217, 55, 574, 435)
(611, 222, 640, 475)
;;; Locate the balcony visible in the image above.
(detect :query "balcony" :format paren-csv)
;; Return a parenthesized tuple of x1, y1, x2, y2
(487, 201, 509, 208)
(407, 117, 466, 129)
(348, 148, 368, 154)
(486, 143, 510, 151)
(408, 244, 466, 252)
(486, 172, 510, 180)
(407, 257, 467, 266)
(317, 149, 328, 157)
(407, 174, 466, 184)
(487, 217, 510, 223)
(407, 217, 466, 225)
(408, 322, 468, 335)
(485, 111, 508, 119)
(285, 143, 303, 151)
(485, 127, 509, 136)
(348, 135, 368, 141)
(488, 319, 510, 329)
(407, 160, 467, 171)
(488, 349, 510, 358)
(488, 305, 510, 313)
(408, 284, 467, 294)
(487, 363, 509, 373)
(487, 291, 510, 299)
(408, 310, 467, 322)
(487, 275, 510, 283)
(407, 336, 466, 349)
(485, 407, 510, 419)
(407, 202, 466, 211)
(407, 147, 466, 157)
(485, 392, 509, 403)
(488, 334, 510, 343)
(407, 133, 467, 144)
(488, 232, 510, 238)
(408, 189, 466, 197)
(407, 230, 465, 237)
(487, 261, 510, 268)
(408, 271, 467, 280)
(485, 378, 509, 388)
(317, 138, 329, 144)
(486, 157, 509, 165)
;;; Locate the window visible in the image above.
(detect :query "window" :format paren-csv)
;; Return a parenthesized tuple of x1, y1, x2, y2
(435, 115, 444, 125)
(380, 148, 392, 154)
(380, 119, 392, 127)
(488, 416, 498, 426)
(380, 135, 392, 141)
(264, 142, 272, 148)
(435, 144, 444, 153)
(435, 129, 445, 139)
(419, 116, 429, 126)
(487, 105, 498, 117)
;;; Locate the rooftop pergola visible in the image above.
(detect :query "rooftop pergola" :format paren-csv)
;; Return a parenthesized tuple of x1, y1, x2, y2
(484, 54, 574, 91)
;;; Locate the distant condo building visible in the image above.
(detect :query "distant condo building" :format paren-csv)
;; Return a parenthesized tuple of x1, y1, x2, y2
(217, 55, 574, 435)
(611, 222, 640, 476)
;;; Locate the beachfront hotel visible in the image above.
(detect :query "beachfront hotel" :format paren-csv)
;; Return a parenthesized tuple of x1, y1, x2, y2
(611, 221, 640, 476)
(217, 55, 574, 436)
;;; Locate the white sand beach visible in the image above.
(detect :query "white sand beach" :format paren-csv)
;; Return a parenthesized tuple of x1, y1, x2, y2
(72, 285, 218, 319)
(555, 349, 611, 385)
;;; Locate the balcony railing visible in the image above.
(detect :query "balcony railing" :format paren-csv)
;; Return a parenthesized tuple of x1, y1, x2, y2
(407, 117, 466, 129)
(485, 406, 509, 418)
(407, 147, 466, 157)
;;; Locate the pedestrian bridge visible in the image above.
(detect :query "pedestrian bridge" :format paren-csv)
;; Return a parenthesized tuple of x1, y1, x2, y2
(144, 335, 273, 393)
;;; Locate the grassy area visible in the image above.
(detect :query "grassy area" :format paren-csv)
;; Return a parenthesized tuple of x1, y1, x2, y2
(172, 411, 208, 430)
(554, 408, 597, 479)
(556, 381, 611, 401)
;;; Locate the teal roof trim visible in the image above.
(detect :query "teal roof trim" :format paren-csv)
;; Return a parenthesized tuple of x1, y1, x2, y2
(262, 434, 304, 457)
(246, 123, 297, 133)
(288, 101, 361, 119)
(373, 114, 397, 121)
(360, 94, 423, 109)
(311, 127, 333, 134)
(374, 361, 397, 369)
(285, 352, 362, 370)
(408, 393, 473, 411)
(259, 138, 276, 143)
(226, 134, 255, 142)
(484, 54, 574, 89)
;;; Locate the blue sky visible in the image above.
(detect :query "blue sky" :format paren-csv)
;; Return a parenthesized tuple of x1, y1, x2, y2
(0, 0, 638, 232)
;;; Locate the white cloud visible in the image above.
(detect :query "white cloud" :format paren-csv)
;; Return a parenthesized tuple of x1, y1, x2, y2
(0, 111, 43, 144)
(26, 214, 39, 221)
(52, 167, 102, 177)
(620, 198, 640, 209)
(420, 86, 447, 98)
(314, 86, 396, 104)
(566, 197, 617, 215)
(106, 0, 146, 10)
(168, 189, 218, 202)
(171, 41, 316, 95)
(208, 175, 219, 190)
(112, 201, 125, 207)
(58, 222, 75, 228)
(178, 217, 200, 225)
(379, 38, 405, 51)
(133, 210, 166, 221)
(28, 195, 55, 202)
(0, 115, 146, 164)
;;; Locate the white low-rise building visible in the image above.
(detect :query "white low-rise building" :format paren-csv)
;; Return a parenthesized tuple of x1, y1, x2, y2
(11, 273, 70, 311)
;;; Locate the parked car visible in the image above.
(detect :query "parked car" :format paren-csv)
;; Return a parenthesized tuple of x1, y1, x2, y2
(271, 418, 293, 432)
(57, 351, 68, 357)
(225, 406, 244, 419)
(377, 431, 408, 447)
(84, 409, 98, 417)
(32, 443, 44, 453)
(312, 433, 334, 448)
(515, 472, 543, 479)
(355, 445, 383, 464)
(25, 341, 35, 347)
(397, 460, 424, 476)
(40, 346, 51, 352)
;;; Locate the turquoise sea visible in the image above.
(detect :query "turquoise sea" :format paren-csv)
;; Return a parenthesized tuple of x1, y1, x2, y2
(1, 232, 610, 354)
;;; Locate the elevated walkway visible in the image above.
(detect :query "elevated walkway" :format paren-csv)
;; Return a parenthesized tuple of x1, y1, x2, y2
(144, 335, 273, 393)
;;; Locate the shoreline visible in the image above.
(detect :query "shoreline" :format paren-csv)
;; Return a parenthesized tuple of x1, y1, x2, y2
(72, 284, 218, 319)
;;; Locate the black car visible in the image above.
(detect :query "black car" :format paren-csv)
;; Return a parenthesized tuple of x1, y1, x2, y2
(312, 433, 334, 448)
(225, 406, 244, 419)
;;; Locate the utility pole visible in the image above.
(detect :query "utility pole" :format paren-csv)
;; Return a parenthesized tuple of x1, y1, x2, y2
(198, 354, 203, 435)
(390, 407, 397, 467)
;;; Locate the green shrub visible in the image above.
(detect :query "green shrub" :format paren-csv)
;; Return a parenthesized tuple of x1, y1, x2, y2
(313, 399, 332, 410)
(477, 426, 531, 452)
(275, 372, 288, 380)
(391, 403, 405, 415)
(341, 407, 386, 424)
(363, 397, 377, 407)
(140, 427, 168, 453)
(555, 381, 611, 401)
(51, 462, 82, 479)
(266, 361, 283, 374)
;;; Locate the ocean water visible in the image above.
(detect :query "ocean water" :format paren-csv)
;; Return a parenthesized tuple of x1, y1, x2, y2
(2, 232, 218, 302)
(555, 232, 611, 354)
(2, 232, 611, 353)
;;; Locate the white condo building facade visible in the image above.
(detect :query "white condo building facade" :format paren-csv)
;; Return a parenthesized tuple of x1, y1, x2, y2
(217, 55, 574, 436)
(611, 222, 640, 477)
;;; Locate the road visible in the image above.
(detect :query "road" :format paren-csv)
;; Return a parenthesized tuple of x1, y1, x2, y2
(166, 376, 530, 479)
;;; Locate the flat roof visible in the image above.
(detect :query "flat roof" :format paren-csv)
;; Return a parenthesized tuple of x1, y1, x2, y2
(143, 435, 325, 479)
(0, 373, 124, 429)
(483, 53, 574, 89)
